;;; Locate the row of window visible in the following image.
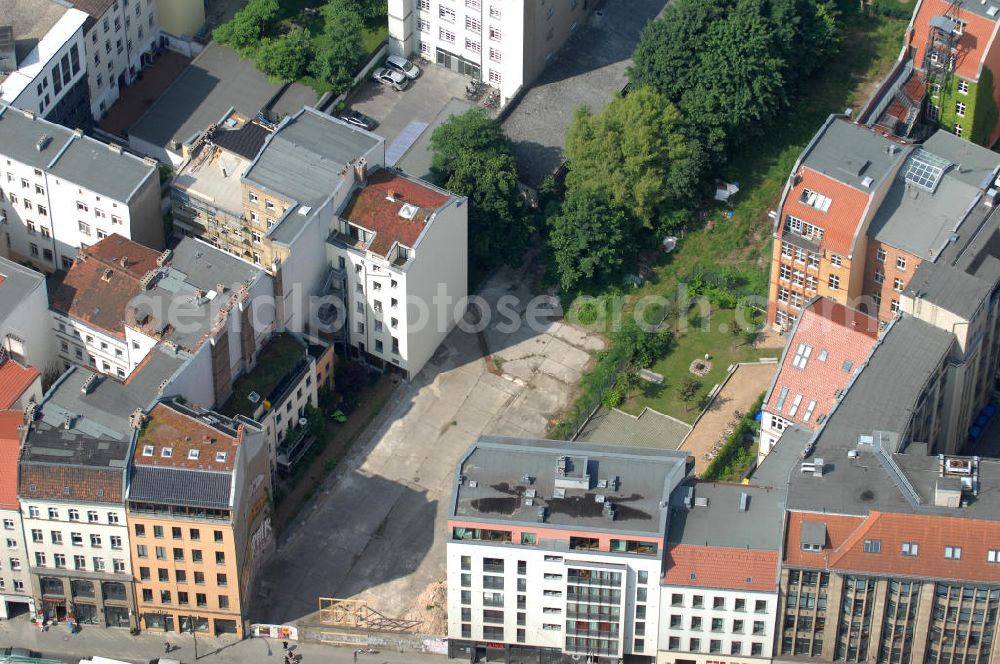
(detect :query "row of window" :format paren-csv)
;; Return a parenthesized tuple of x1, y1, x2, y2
(667, 613, 768, 636)
(140, 445, 227, 463)
(135, 545, 227, 565)
(138, 567, 226, 586)
(140, 588, 228, 609)
(135, 524, 225, 542)
(418, 0, 500, 18)
(31, 530, 122, 549)
(26, 507, 120, 524)
(875, 247, 908, 270)
(670, 594, 769, 613)
(34, 551, 126, 572)
(666, 636, 766, 656)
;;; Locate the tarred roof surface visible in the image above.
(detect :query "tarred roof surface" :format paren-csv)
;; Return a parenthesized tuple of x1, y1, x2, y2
(0, 410, 22, 510)
(764, 299, 879, 429)
(136, 402, 241, 472)
(342, 169, 451, 257)
(912, 0, 997, 81)
(50, 234, 161, 338)
(0, 357, 39, 410)
(663, 544, 780, 592)
(781, 168, 872, 256)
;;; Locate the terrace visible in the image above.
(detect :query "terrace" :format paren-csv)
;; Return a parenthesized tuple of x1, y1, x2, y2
(221, 333, 308, 419)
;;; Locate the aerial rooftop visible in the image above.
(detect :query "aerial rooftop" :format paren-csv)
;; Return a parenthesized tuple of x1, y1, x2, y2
(799, 115, 907, 194)
(764, 299, 879, 430)
(0, 103, 156, 201)
(220, 333, 307, 419)
(0, 256, 46, 323)
(0, 355, 40, 410)
(0, 0, 82, 92)
(0, 410, 23, 510)
(339, 168, 453, 258)
(451, 436, 689, 536)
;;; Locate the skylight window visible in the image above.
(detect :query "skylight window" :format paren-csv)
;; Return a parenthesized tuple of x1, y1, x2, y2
(792, 343, 812, 369)
(802, 400, 818, 422)
(904, 150, 950, 193)
(188, 449, 200, 461)
(788, 394, 804, 417)
(161, 447, 172, 458)
(215, 451, 227, 463)
(142, 445, 154, 457)
(776, 387, 790, 411)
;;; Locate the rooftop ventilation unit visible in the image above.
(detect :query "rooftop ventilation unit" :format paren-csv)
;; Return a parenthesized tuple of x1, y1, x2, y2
(79, 372, 100, 395)
(848, 449, 859, 459)
(739, 492, 750, 512)
(525, 488, 536, 499)
(536, 507, 547, 522)
(468, 479, 478, 488)
(694, 496, 709, 507)
(989, 4, 999, 16)
(813, 458, 825, 477)
(36, 135, 51, 152)
(552, 487, 565, 499)
(398, 203, 419, 220)
(595, 494, 606, 503)
(861, 176, 874, 188)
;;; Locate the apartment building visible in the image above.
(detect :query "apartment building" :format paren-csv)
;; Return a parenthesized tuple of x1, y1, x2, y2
(173, 108, 386, 334)
(18, 414, 136, 627)
(50, 234, 276, 408)
(0, 410, 33, 619)
(327, 165, 467, 378)
(767, 117, 1000, 330)
(759, 298, 879, 460)
(76, 0, 161, 120)
(0, 0, 90, 128)
(446, 436, 689, 663)
(388, 0, 596, 103)
(0, 103, 162, 273)
(127, 400, 273, 638)
(0, 257, 56, 374)
(658, 481, 785, 664)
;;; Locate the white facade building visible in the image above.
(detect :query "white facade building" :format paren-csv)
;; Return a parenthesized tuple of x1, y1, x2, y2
(0, 505, 32, 618)
(0, 0, 90, 128)
(0, 256, 57, 374)
(79, 0, 161, 119)
(0, 103, 163, 273)
(446, 436, 689, 663)
(389, 0, 596, 102)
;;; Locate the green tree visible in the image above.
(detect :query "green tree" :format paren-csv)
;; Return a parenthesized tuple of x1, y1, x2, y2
(430, 110, 532, 275)
(564, 88, 705, 229)
(212, 0, 280, 54)
(548, 188, 637, 292)
(256, 27, 312, 82)
(680, 377, 702, 411)
(310, 0, 365, 93)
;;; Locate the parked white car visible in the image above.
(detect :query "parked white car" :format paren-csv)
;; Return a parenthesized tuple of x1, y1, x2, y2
(385, 54, 421, 79)
(372, 67, 410, 91)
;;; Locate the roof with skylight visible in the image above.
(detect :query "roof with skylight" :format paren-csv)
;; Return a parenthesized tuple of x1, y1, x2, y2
(904, 149, 951, 193)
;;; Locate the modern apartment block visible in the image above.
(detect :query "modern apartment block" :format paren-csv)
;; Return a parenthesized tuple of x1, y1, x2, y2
(388, 0, 597, 103)
(658, 481, 785, 664)
(75, 0, 161, 120)
(0, 102, 162, 273)
(767, 116, 1000, 330)
(0, 410, 33, 619)
(0, 0, 90, 128)
(446, 436, 689, 663)
(18, 413, 136, 627)
(127, 399, 273, 638)
(0, 256, 56, 374)
(759, 298, 878, 460)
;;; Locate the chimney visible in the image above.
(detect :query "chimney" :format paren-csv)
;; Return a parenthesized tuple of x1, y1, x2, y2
(354, 157, 368, 185)
(120, 256, 129, 268)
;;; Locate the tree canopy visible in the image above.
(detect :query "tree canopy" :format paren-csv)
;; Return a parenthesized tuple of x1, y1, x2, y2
(564, 87, 705, 229)
(256, 26, 312, 83)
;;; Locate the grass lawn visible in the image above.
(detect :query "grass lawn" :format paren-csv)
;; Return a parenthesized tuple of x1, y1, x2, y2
(562, 10, 909, 426)
(621, 309, 779, 422)
(221, 333, 306, 418)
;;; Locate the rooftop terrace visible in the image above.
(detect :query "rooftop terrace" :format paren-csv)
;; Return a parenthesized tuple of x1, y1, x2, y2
(220, 333, 307, 419)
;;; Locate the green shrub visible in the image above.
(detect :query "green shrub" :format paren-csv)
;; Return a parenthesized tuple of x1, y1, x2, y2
(702, 392, 765, 480)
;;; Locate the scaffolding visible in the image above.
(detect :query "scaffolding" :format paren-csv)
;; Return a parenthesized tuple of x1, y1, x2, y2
(924, 0, 964, 118)
(317, 598, 424, 633)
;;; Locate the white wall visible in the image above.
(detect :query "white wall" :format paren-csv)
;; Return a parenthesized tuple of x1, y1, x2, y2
(0, 259, 57, 374)
(657, 584, 777, 662)
(0, 507, 33, 615)
(86, 0, 162, 120)
(164, 343, 215, 408)
(2, 11, 88, 118)
(20, 499, 132, 577)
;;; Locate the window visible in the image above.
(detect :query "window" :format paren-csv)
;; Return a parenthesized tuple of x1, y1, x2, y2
(155, 546, 166, 560)
(902, 542, 919, 556)
(956, 101, 966, 117)
(466, 15, 481, 31)
(830, 253, 842, 267)
(988, 549, 1000, 563)
(893, 277, 904, 292)
(792, 343, 812, 369)
(219, 595, 229, 609)
(78, 221, 90, 236)
(692, 595, 704, 609)
(31, 529, 42, 543)
(417, 17, 429, 31)
(54, 553, 66, 568)
(945, 546, 962, 560)
(196, 593, 208, 607)
(955, 123, 964, 137)
(215, 551, 226, 565)
(863, 539, 881, 554)
(74, 555, 85, 570)
(896, 256, 907, 270)
(874, 270, 884, 284)
(110, 536, 122, 550)
(178, 591, 189, 605)
(107, 512, 119, 524)
(828, 274, 840, 290)
(465, 38, 481, 53)
(890, 299, 900, 314)
(136, 545, 147, 558)
(248, 191, 258, 204)
(194, 571, 205, 585)
(217, 573, 228, 586)
(439, 5, 455, 20)
(135, 524, 145, 537)
(34, 553, 45, 567)
(192, 549, 203, 563)
(439, 28, 455, 42)
(877, 247, 886, 262)
(958, 80, 970, 94)
(51, 531, 63, 545)
(489, 69, 502, 84)
(489, 26, 502, 41)
(153, 525, 163, 538)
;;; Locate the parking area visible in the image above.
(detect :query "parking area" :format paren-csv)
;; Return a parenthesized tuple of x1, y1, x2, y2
(344, 63, 472, 149)
(252, 264, 605, 628)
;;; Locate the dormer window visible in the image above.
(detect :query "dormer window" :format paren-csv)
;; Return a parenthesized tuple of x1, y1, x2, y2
(787, 215, 825, 240)
(188, 449, 200, 460)
(161, 447, 172, 458)
(142, 445, 154, 456)
(216, 452, 227, 463)
(801, 543, 822, 552)
(799, 189, 832, 213)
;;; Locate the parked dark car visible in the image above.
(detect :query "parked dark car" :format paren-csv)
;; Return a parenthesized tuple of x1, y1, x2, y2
(340, 110, 378, 131)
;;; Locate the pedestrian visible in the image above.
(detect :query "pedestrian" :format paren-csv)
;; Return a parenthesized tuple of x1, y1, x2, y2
(353, 651, 358, 664)
(164, 641, 170, 653)
(282, 640, 289, 651)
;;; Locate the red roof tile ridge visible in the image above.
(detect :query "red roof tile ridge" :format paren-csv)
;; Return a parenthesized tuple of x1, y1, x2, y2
(828, 511, 882, 566)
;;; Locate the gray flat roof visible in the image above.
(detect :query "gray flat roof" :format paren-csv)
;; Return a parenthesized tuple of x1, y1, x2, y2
(753, 426, 812, 487)
(786, 315, 976, 517)
(142, 238, 262, 352)
(451, 435, 689, 536)
(128, 43, 282, 153)
(244, 107, 382, 245)
(173, 143, 250, 216)
(0, 0, 69, 85)
(0, 257, 46, 325)
(38, 348, 186, 439)
(0, 103, 155, 202)
(22, 420, 131, 467)
(129, 464, 232, 509)
(667, 481, 786, 551)
(800, 116, 907, 192)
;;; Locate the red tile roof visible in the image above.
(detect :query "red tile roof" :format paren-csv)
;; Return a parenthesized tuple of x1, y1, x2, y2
(136, 403, 241, 472)
(784, 512, 866, 568)
(343, 169, 451, 257)
(663, 544, 780, 592)
(764, 299, 879, 429)
(50, 234, 161, 338)
(0, 411, 22, 510)
(912, 0, 997, 81)
(786, 511, 1000, 583)
(0, 356, 40, 410)
(781, 168, 872, 256)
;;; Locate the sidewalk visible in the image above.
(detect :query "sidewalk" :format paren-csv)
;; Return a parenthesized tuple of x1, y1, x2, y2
(0, 616, 444, 664)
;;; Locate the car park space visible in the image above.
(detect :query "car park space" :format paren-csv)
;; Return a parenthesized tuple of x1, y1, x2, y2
(343, 63, 472, 147)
